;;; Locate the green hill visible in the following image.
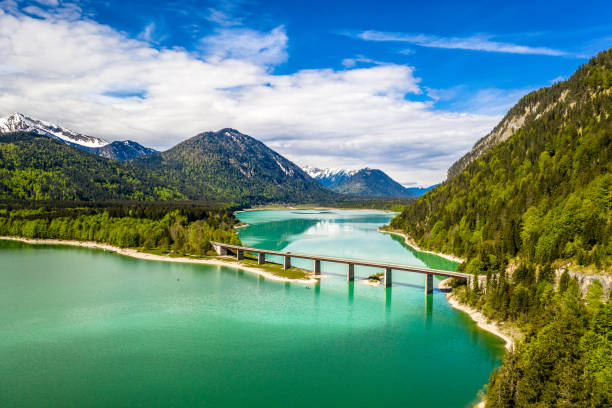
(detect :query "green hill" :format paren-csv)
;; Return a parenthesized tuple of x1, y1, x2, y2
(390, 48, 611, 408)
(391, 49, 611, 272)
(0, 128, 335, 205)
(136, 128, 333, 204)
(0, 132, 183, 201)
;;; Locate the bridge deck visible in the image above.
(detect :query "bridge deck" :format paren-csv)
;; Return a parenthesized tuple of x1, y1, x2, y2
(210, 242, 469, 280)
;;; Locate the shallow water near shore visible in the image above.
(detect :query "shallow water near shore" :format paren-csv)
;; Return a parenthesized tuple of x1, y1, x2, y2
(0, 210, 503, 407)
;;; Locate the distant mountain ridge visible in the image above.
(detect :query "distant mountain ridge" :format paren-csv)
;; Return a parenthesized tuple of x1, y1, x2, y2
(0, 113, 156, 161)
(0, 127, 334, 204)
(304, 166, 431, 197)
(302, 166, 358, 187)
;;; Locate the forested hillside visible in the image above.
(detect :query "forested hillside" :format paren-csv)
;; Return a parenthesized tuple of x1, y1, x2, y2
(0, 129, 335, 205)
(136, 128, 333, 204)
(390, 49, 611, 407)
(391, 49, 611, 273)
(0, 133, 184, 201)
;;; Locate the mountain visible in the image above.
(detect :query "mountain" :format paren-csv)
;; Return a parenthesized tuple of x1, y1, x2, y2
(390, 49, 612, 408)
(136, 129, 334, 203)
(0, 132, 183, 201)
(0, 113, 108, 148)
(332, 168, 414, 197)
(0, 128, 334, 204)
(304, 166, 419, 197)
(0, 113, 156, 161)
(302, 166, 357, 187)
(92, 140, 157, 161)
(391, 49, 611, 269)
(448, 48, 608, 180)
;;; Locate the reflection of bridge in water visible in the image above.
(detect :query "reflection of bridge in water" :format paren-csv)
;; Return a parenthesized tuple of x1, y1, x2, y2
(211, 241, 471, 295)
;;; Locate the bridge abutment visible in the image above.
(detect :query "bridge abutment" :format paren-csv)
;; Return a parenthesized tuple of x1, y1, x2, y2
(214, 245, 228, 256)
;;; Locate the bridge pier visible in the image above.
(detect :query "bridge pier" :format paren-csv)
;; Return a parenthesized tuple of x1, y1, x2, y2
(347, 264, 354, 282)
(425, 274, 433, 295)
(384, 268, 392, 287)
(313, 259, 321, 276)
(236, 249, 244, 260)
(284, 255, 291, 269)
(257, 252, 266, 265)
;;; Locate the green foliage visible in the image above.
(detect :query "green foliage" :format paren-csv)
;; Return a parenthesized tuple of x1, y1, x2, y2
(390, 49, 612, 272)
(0, 203, 240, 255)
(0, 133, 185, 201)
(484, 278, 611, 408)
(390, 49, 612, 407)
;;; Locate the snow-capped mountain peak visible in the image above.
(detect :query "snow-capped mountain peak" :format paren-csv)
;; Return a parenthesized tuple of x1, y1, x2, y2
(0, 112, 109, 148)
(302, 165, 359, 186)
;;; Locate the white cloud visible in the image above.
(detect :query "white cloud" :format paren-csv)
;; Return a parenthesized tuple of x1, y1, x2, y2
(200, 26, 288, 66)
(0, 9, 501, 185)
(355, 30, 570, 56)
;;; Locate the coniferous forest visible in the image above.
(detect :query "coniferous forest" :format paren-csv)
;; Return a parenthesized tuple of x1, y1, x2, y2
(391, 49, 612, 406)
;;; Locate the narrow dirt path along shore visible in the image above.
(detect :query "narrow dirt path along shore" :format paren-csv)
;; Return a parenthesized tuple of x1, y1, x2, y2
(0, 236, 318, 284)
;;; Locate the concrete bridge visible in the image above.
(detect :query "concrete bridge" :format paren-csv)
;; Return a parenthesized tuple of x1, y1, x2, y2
(211, 242, 471, 295)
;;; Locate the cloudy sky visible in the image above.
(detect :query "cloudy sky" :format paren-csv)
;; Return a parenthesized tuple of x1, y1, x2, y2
(0, 0, 610, 186)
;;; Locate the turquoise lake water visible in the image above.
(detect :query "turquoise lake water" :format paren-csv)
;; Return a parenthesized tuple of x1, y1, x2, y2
(0, 210, 504, 407)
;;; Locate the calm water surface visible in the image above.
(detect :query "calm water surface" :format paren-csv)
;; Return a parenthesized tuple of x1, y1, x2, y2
(0, 210, 503, 407)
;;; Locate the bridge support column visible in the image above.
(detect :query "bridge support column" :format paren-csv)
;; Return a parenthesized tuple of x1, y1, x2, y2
(257, 252, 265, 265)
(284, 255, 291, 269)
(347, 264, 354, 282)
(384, 268, 392, 288)
(425, 274, 433, 295)
(313, 259, 321, 276)
(236, 250, 244, 260)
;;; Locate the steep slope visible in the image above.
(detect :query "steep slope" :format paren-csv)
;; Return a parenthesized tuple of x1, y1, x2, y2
(390, 48, 612, 408)
(333, 168, 414, 197)
(135, 128, 334, 203)
(0, 132, 182, 201)
(448, 49, 610, 179)
(391, 49, 611, 270)
(0, 113, 157, 161)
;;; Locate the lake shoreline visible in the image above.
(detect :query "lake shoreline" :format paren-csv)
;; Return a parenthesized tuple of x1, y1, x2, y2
(0, 236, 318, 284)
(379, 229, 465, 263)
(439, 278, 514, 351)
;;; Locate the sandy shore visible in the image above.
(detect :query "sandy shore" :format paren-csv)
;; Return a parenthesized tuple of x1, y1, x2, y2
(439, 278, 514, 351)
(379, 229, 465, 263)
(0, 236, 317, 284)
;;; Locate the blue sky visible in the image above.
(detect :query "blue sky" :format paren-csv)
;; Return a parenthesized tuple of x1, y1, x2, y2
(0, 0, 610, 185)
